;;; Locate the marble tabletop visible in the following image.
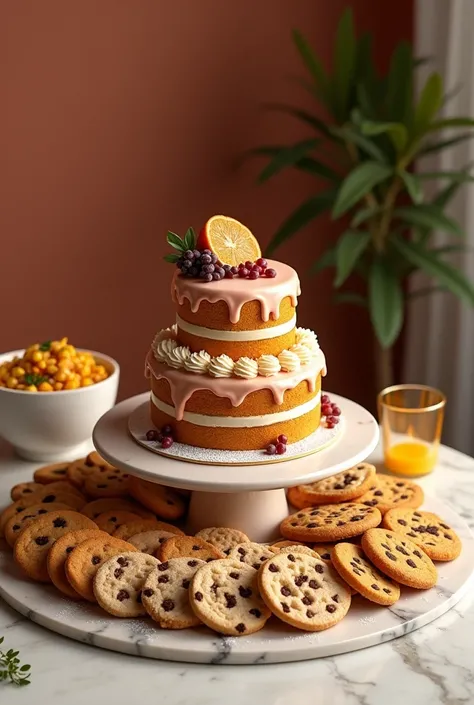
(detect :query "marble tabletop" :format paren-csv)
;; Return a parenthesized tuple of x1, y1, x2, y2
(0, 439, 473, 705)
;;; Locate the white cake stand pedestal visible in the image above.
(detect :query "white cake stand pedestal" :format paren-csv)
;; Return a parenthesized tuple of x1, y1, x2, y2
(93, 393, 379, 541)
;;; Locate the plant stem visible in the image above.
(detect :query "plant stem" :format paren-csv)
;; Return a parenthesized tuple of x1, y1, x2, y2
(374, 176, 402, 253)
(374, 339, 394, 392)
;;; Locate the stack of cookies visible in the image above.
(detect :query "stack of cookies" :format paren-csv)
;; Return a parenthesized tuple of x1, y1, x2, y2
(0, 456, 462, 636)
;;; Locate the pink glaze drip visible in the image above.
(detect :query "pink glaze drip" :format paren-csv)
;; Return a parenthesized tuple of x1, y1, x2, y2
(171, 259, 300, 323)
(146, 349, 326, 421)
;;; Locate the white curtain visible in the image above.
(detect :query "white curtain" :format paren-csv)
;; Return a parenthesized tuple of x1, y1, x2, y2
(405, 0, 474, 454)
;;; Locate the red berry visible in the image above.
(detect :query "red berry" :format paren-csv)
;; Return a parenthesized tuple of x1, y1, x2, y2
(146, 429, 160, 442)
(230, 266, 239, 275)
(331, 406, 341, 416)
(326, 421, 335, 429)
(277, 434, 288, 445)
(321, 394, 330, 404)
(161, 425, 173, 436)
(256, 258, 267, 268)
(275, 442, 286, 455)
(327, 415, 339, 425)
(266, 444, 276, 455)
(238, 262, 245, 269)
(161, 436, 173, 448)
(265, 268, 276, 278)
(224, 270, 234, 279)
(249, 270, 259, 280)
(245, 260, 253, 269)
(238, 268, 249, 278)
(321, 403, 332, 414)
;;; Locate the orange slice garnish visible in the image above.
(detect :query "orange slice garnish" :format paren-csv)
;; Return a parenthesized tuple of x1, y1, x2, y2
(198, 215, 261, 266)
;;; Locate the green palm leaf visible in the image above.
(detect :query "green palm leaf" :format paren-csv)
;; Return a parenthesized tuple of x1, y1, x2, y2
(333, 162, 392, 218)
(267, 190, 336, 255)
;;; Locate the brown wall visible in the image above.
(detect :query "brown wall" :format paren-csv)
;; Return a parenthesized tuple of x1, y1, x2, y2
(1, 1, 412, 407)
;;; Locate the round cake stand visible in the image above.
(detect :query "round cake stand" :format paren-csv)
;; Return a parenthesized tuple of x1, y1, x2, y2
(93, 392, 379, 541)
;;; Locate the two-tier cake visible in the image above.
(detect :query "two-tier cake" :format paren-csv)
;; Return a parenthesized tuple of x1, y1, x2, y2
(145, 216, 327, 452)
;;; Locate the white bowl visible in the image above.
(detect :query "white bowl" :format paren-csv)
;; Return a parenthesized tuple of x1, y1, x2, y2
(0, 349, 120, 462)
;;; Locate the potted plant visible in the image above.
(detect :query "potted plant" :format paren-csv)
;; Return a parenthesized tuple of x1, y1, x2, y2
(250, 8, 474, 390)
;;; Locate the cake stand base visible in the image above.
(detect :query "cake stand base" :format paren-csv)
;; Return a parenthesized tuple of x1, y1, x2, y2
(187, 488, 288, 541)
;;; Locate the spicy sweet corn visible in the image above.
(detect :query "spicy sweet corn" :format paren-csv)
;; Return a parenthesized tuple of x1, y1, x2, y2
(0, 338, 109, 392)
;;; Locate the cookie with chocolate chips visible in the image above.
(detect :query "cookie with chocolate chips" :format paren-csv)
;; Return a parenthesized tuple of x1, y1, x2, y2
(10, 482, 44, 501)
(142, 556, 205, 628)
(195, 527, 249, 555)
(288, 463, 376, 508)
(4, 502, 72, 547)
(258, 551, 351, 631)
(158, 535, 224, 562)
(83, 468, 131, 499)
(47, 529, 108, 599)
(227, 542, 278, 569)
(33, 462, 70, 484)
(280, 503, 381, 542)
(129, 476, 186, 521)
(114, 519, 184, 541)
(361, 528, 437, 589)
(0, 489, 85, 536)
(382, 508, 462, 561)
(270, 539, 312, 550)
(13, 510, 98, 582)
(81, 498, 155, 521)
(332, 543, 401, 605)
(94, 510, 144, 534)
(128, 530, 177, 555)
(357, 475, 424, 515)
(190, 559, 271, 636)
(65, 535, 138, 601)
(93, 551, 160, 617)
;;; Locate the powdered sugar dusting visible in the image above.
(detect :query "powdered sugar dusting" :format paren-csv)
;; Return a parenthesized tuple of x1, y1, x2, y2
(130, 416, 343, 466)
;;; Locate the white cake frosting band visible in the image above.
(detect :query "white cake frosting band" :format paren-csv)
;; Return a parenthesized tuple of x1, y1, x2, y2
(176, 314, 297, 341)
(151, 390, 321, 428)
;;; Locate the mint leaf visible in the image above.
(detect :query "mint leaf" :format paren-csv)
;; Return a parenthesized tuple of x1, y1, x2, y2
(183, 227, 196, 250)
(163, 253, 181, 263)
(166, 231, 185, 252)
(39, 340, 51, 351)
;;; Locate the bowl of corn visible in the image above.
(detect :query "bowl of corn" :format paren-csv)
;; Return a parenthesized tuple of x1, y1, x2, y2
(0, 338, 119, 461)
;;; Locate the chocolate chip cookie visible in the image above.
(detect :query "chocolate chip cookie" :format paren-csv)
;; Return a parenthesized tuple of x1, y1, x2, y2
(361, 528, 437, 589)
(129, 477, 186, 521)
(258, 551, 351, 631)
(142, 557, 206, 628)
(227, 542, 277, 570)
(195, 527, 249, 556)
(14, 510, 98, 582)
(65, 536, 138, 601)
(280, 503, 381, 542)
(83, 469, 131, 498)
(114, 519, 183, 541)
(332, 543, 400, 605)
(81, 498, 155, 521)
(10, 482, 44, 501)
(158, 536, 224, 562)
(93, 551, 160, 617)
(357, 476, 424, 515)
(47, 529, 108, 599)
(128, 530, 177, 555)
(383, 508, 462, 561)
(190, 559, 271, 636)
(288, 463, 376, 508)
(94, 510, 144, 534)
(4, 502, 72, 547)
(33, 462, 70, 484)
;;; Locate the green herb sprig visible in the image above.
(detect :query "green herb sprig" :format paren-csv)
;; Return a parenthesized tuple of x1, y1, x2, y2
(24, 374, 48, 386)
(39, 340, 52, 352)
(163, 227, 197, 263)
(0, 637, 31, 686)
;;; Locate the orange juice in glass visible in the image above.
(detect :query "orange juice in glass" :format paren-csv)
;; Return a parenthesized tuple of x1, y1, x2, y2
(378, 384, 446, 477)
